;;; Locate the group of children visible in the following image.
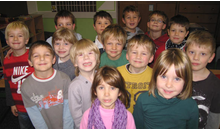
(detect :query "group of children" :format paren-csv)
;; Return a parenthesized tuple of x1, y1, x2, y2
(3, 4, 220, 129)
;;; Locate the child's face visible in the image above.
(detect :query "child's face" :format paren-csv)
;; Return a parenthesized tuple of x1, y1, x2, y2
(147, 14, 166, 32)
(126, 44, 154, 72)
(156, 64, 184, 99)
(74, 50, 97, 74)
(28, 46, 55, 74)
(93, 17, 111, 36)
(95, 80, 121, 109)
(122, 11, 141, 32)
(103, 35, 124, 60)
(55, 17, 75, 30)
(53, 39, 73, 62)
(185, 42, 215, 72)
(6, 28, 28, 51)
(168, 24, 189, 45)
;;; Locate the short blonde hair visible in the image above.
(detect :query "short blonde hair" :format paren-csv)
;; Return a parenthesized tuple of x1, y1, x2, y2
(52, 27, 77, 47)
(185, 30, 216, 54)
(69, 39, 100, 76)
(148, 48, 192, 100)
(5, 21, 29, 40)
(101, 24, 127, 46)
(127, 34, 156, 55)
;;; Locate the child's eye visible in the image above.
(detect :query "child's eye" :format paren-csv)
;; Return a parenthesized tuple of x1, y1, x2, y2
(117, 43, 122, 46)
(55, 43, 60, 46)
(161, 75, 166, 79)
(58, 24, 63, 27)
(171, 30, 175, 32)
(105, 22, 109, 25)
(98, 86, 104, 90)
(67, 23, 72, 26)
(45, 53, 51, 56)
(174, 77, 181, 81)
(142, 53, 147, 55)
(189, 51, 194, 54)
(132, 51, 137, 54)
(64, 43, 69, 46)
(127, 17, 130, 19)
(201, 53, 206, 56)
(111, 87, 116, 90)
(78, 54, 83, 57)
(89, 51, 94, 55)
(33, 55, 39, 58)
(97, 22, 101, 24)
(9, 35, 14, 37)
(19, 35, 23, 37)
(107, 43, 112, 45)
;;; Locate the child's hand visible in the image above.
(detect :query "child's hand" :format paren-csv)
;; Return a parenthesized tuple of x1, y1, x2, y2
(11, 105, 18, 116)
(5, 48, 12, 59)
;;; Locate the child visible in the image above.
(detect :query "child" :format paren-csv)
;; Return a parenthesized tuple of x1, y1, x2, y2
(152, 14, 189, 67)
(185, 30, 220, 129)
(21, 40, 74, 129)
(52, 27, 77, 80)
(46, 10, 82, 46)
(80, 66, 136, 129)
(3, 21, 34, 129)
(93, 10, 113, 54)
(122, 5, 144, 42)
(145, 10, 169, 48)
(117, 34, 156, 113)
(133, 48, 199, 129)
(68, 39, 100, 129)
(99, 24, 128, 67)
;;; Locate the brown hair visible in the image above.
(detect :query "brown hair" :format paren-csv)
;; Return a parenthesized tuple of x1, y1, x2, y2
(91, 66, 129, 107)
(148, 10, 168, 31)
(127, 34, 156, 55)
(101, 24, 127, 46)
(148, 48, 192, 100)
(28, 40, 55, 61)
(69, 39, 100, 76)
(168, 15, 190, 31)
(93, 10, 113, 25)
(52, 27, 77, 47)
(54, 10, 75, 25)
(185, 30, 216, 54)
(122, 5, 140, 18)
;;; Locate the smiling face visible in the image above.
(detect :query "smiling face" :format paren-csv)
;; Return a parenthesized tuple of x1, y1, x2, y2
(28, 46, 56, 75)
(53, 39, 73, 62)
(147, 14, 166, 32)
(122, 11, 141, 33)
(156, 64, 184, 99)
(168, 24, 189, 45)
(103, 35, 124, 60)
(95, 79, 121, 109)
(6, 28, 28, 52)
(126, 44, 153, 73)
(186, 42, 215, 72)
(74, 50, 97, 74)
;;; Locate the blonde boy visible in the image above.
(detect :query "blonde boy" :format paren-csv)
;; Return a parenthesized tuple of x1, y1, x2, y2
(185, 30, 220, 129)
(99, 24, 128, 67)
(3, 21, 34, 128)
(46, 10, 82, 46)
(117, 34, 156, 113)
(52, 27, 77, 80)
(122, 5, 144, 41)
(93, 10, 113, 54)
(68, 39, 100, 129)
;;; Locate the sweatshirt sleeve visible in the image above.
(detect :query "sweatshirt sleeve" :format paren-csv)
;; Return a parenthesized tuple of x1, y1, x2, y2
(186, 100, 199, 129)
(4, 80, 15, 106)
(26, 106, 48, 129)
(63, 99, 74, 129)
(205, 112, 220, 129)
(68, 82, 83, 129)
(80, 108, 90, 129)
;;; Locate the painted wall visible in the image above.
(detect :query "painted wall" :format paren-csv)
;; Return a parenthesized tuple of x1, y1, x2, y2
(36, 1, 117, 41)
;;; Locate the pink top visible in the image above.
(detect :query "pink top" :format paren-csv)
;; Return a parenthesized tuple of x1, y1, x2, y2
(80, 105, 136, 129)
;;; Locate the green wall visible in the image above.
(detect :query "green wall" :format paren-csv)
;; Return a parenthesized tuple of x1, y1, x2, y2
(37, 1, 117, 41)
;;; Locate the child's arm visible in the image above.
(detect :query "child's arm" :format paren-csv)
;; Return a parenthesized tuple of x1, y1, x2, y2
(26, 106, 48, 129)
(80, 108, 90, 129)
(205, 112, 220, 129)
(133, 95, 145, 129)
(126, 111, 136, 129)
(186, 101, 199, 129)
(63, 99, 74, 129)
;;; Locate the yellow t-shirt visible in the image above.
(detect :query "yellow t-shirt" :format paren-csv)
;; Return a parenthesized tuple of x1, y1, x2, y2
(117, 64, 153, 113)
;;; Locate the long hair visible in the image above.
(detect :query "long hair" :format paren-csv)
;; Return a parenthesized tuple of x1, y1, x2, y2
(91, 66, 129, 107)
(148, 48, 192, 100)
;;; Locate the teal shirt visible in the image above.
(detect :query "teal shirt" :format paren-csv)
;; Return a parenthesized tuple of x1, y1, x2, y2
(99, 50, 128, 68)
(133, 90, 199, 129)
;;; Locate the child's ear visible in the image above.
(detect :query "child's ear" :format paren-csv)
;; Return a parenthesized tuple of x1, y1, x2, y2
(52, 56, 56, 64)
(72, 24, 76, 30)
(208, 53, 215, 63)
(167, 29, 170, 36)
(185, 31, 189, 37)
(122, 18, 126, 24)
(126, 53, 129, 61)
(147, 22, 150, 28)
(55, 25, 58, 30)
(25, 39, 29, 45)
(149, 55, 154, 63)
(28, 59, 33, 67)
(118, 91, 121, 97)
(138, 17, 141, 23)
(162, 24, 166, 30)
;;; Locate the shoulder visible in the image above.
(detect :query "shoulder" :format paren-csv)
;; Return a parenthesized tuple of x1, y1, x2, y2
(117, 64, 127, 71)
(56, 70, 71, 82)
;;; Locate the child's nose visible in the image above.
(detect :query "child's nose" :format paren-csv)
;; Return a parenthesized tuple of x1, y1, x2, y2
(83, 54, 89, 59)
(40, 55, 45, 60)
(104, 89, 110, 96)
(14, 36, 18, 40)
(59, 44, 64, 49)
(166, 80, 172, 88)
(193, 53, 199, 60)
(175, 31, 179, 35)
(112, 44, 117, 50)
(136, 53, 141, 58)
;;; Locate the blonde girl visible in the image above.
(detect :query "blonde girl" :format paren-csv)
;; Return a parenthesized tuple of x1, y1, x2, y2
(133, 48, 199, 129)
(80, 66, 136, 129)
